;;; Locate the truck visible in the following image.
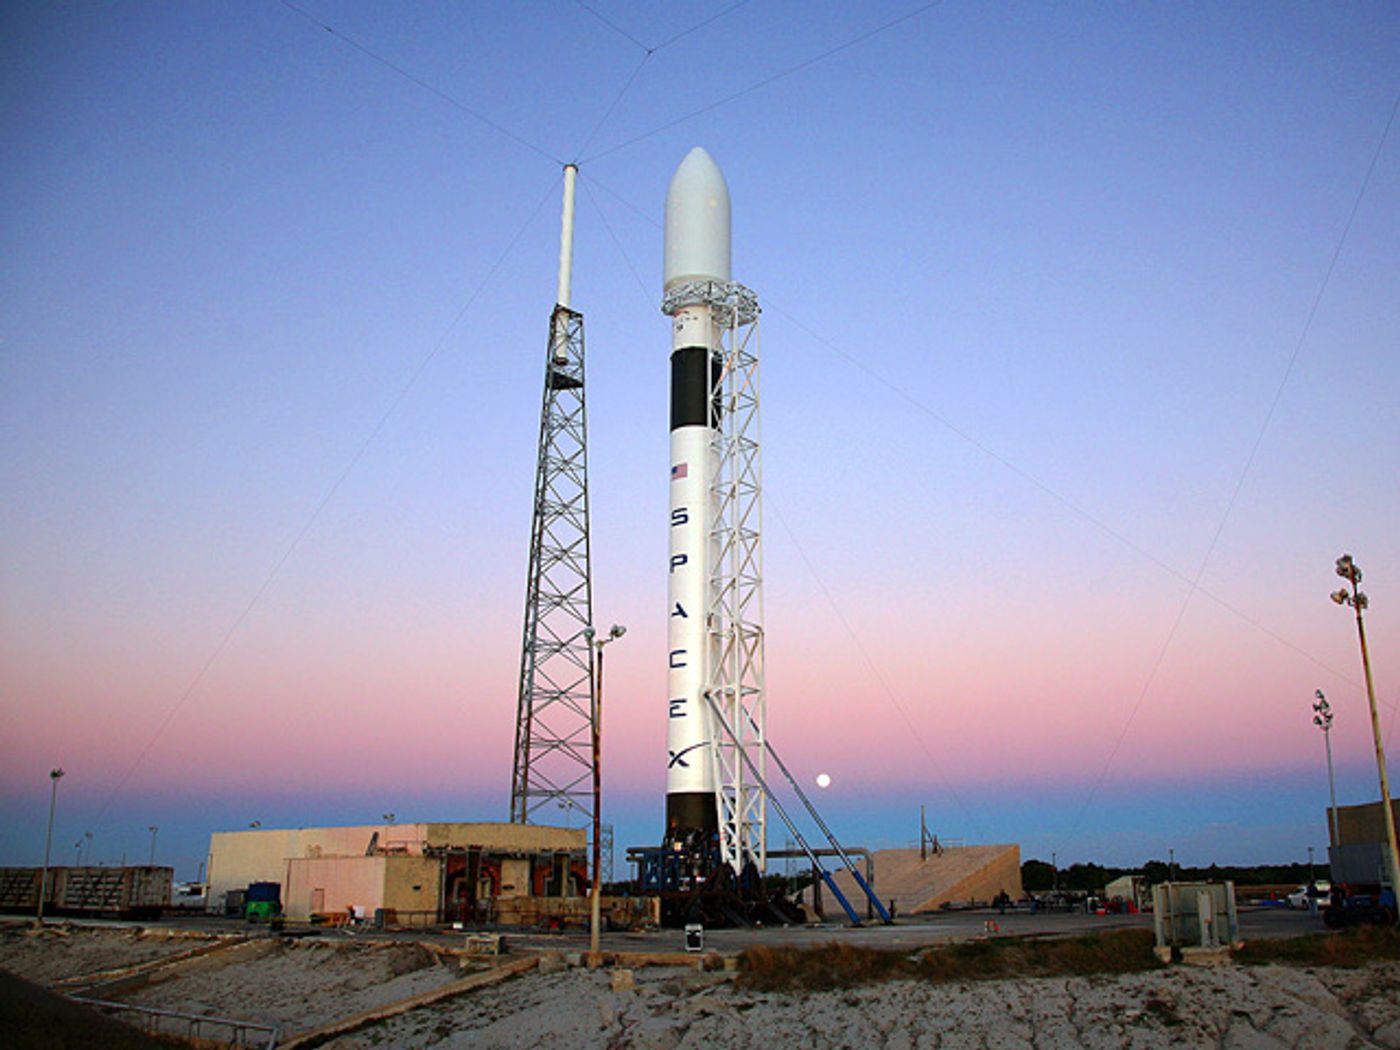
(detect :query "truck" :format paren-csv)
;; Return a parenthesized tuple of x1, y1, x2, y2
(1322, 883, 1396, 928)
(243, 881, 282, 922)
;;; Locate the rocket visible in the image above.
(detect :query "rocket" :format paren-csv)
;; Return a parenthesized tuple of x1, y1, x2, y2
(663, 147, 730, 844)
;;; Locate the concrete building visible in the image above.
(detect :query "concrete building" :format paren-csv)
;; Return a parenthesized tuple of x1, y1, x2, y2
(804, 845, 1023, 917)
(206, 822, 586, 923)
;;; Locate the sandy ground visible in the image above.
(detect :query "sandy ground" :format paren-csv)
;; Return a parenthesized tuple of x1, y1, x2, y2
(4, 923, 1400, 1048)
(119, 938, 466, 1034)
(0, 922, 222, 984)
(321, 958, 1400, 1050)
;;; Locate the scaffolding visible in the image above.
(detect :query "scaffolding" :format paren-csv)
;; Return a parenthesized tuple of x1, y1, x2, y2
(694, 280, 765, 875)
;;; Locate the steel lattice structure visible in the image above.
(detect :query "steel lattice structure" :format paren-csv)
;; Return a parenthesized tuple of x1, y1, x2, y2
(702, 283, 765, 874)
(510, 304, 596, 824)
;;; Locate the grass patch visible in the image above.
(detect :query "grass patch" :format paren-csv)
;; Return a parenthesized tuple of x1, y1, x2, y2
(738, 929, 1163, 992)
(1236, 925, 1400, 968)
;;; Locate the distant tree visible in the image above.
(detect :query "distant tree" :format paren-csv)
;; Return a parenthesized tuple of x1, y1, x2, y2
(1021, 859, 1055, 892)
(1062, 862, 1121, 892)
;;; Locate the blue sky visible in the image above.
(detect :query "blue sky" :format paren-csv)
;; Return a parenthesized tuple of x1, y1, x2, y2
(2, 2, 1398, 881)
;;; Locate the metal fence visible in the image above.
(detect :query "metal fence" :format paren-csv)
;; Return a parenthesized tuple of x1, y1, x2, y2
(69, 995, 280, 1050)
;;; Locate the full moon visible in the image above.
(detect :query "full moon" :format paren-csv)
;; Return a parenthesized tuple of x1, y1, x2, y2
(815, 773, 832, 789)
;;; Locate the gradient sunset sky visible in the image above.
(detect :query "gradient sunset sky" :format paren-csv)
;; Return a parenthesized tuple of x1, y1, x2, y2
(3, 2, 1398, 881)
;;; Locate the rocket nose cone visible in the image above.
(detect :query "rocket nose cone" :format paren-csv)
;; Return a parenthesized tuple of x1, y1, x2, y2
(664, 147, 731, 291)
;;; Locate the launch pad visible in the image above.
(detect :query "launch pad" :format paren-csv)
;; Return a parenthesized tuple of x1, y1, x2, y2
(509, 149, 888, 930)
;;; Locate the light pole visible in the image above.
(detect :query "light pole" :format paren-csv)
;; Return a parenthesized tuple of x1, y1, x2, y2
(1051, 851, 1058, 893)
(1313, 690, 1341, 848)
(1308, 845, 1315, 886)
(1169, 848, 1177, 882)
(147, 826, 158, 867)
(1332, 553, 1400, 920)
(37, 769, 64, 922)
(584, 623, 626, 961)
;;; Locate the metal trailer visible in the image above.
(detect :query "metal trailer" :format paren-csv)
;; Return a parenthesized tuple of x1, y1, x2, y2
(0, 866, 172, 918)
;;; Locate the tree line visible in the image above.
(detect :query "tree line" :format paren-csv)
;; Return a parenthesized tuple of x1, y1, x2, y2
(1021, 858, 1326, 893)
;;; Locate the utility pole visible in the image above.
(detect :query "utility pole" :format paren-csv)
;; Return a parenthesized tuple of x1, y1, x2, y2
(37, 768, 64, 922)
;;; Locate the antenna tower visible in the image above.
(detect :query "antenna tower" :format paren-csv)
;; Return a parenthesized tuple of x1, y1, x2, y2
(510, 166, 598, 824)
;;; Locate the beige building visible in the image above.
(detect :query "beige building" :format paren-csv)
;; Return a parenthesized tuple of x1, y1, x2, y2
(207, 822, 586, 923)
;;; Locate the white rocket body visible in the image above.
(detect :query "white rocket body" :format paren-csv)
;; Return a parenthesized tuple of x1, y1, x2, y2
(664, 147, 730, 839)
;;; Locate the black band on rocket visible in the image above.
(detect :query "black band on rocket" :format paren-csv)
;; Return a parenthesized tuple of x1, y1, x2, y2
(670, 348, 723, 430)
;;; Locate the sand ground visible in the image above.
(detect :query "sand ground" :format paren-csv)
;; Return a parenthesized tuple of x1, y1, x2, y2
(3, 922, 1399, 1049)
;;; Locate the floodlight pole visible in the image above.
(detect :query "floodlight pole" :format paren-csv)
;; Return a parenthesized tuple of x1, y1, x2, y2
(1314, 690, 1341, 848)
(587, 624, 625, 962)
(1332, 554, 1400, 921)
(37, 768, 64, 922)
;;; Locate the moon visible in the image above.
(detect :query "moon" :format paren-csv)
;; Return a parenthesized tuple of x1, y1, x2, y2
(815, 773, 832, 789)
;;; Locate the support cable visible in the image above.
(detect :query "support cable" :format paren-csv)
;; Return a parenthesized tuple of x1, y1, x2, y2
(574, 0, 753, 55)
(583, 173, 1369, 689)
(87, 175, 564, 832)
(701, 691, 866, 925)
(572, 52, 651, 163)
(767, 497, 984, 841)
(741, 708, 892, 922)
(277, 0, 564, 165)
(1065, 81, 1400, 840)
(581, 2, 942, 163)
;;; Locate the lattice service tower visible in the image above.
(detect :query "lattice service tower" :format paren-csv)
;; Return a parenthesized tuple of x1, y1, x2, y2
(510, 165, 597, 825)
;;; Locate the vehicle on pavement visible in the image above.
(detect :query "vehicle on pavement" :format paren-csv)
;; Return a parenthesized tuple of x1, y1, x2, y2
(1286, 882, 1330, 909)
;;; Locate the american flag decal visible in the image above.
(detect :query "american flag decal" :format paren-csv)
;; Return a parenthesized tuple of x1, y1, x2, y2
(671, 462, 688, 480)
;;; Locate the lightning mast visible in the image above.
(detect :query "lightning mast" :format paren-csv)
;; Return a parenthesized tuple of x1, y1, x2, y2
(510, 165, 597, 824)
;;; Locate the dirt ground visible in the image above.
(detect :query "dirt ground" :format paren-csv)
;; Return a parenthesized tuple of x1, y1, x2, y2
(4, 922, 1400, 1048)
(0, 923, 221, 985)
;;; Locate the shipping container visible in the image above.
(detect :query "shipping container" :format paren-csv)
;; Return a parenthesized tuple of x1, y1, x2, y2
(0, 866, 172, 918)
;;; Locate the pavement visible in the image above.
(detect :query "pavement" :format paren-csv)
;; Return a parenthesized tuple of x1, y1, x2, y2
(124, 901, 1326, 957)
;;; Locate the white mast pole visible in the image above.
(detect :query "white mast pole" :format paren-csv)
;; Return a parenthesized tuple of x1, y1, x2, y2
(557, 164, 578, 308)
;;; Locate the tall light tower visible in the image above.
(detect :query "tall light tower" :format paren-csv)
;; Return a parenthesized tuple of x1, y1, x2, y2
(1313, 690, 1340, 847)
(1331, 552, 1400, 918)
(510, 166, 598, 825)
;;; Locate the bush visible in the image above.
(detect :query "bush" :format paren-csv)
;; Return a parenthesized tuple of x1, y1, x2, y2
(738, 929, 1162, 992)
